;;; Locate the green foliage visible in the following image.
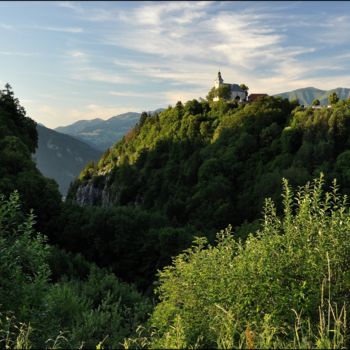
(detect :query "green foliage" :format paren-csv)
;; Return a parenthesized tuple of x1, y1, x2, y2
(0, 84, 62, 233)
(328, 92, 339, 105)
(206, 85, 232, 102)
(78, 161, 97, 180)
(50, 202, 195, 291)
(240, 83, 249, 100)
(0, 84, 37, 153)
(3, 84, 350, 349)
(0, 192, 151, 348)
(146, 176, 349, 348)
(64, 97, 350, 292)
(216, 85, 232, 101)
(312, 98, 320, 106)
(239, 83, 249, 92)
(43, 266, 151, 348)
(0, 191, 50, 327)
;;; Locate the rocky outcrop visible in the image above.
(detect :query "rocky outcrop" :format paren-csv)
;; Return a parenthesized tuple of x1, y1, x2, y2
(75, 177, 118, 207)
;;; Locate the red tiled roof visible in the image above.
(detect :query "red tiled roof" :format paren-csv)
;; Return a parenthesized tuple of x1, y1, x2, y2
(248, 94, 268, 102)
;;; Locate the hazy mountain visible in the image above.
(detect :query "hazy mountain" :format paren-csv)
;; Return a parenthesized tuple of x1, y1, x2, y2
(274, 87, 350, 106)
(55, 112, 142, 151)
(55, 118, 104, 134)
(55, 110, 165, 151)
(34, 124, 102, 196)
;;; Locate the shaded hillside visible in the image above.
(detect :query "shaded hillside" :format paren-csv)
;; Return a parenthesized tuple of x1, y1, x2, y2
(0, 84, 61, 232)
(55, 112, 141, 151)
(34, 125, 102, 196)
(275, 86, 350, 105)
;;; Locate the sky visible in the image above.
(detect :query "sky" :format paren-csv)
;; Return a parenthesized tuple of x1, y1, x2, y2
(1, 1, 350, 128)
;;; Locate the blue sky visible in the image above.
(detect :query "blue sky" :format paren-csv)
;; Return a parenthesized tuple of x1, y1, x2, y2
(1, 1, 350, 128)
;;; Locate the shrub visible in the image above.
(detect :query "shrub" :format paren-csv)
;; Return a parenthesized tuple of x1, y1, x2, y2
(147, 175, 349, 348)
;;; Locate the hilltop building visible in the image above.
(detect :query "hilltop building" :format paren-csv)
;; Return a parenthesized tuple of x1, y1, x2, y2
(213, 71, 247, 102)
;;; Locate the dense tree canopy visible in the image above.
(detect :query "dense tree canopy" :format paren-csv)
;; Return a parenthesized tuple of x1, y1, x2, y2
(0, 84, 61, 232)
(328, 92, 339, 105)
(64, 95, 350, 286)
(0, 192, 151, 349)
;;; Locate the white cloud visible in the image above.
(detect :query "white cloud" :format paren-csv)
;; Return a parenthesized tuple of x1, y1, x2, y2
(31, 25, 83, 33)
(70, 67, 135, 85)
(57, 1, 81, 12)
(10, 1, 350, 128)
(0, 23, 14, 30)
(103, 2, 322, 94)
(316, 15, 350, 45)
(163, 89, 208, 105)
(0, 51, 38, 57)
(38, 93, 58, 100)
(109, 91, 165, 99)
(37, 104, 58, 119)
(68, 51, 87, 58)
(57, 1, 350, 95)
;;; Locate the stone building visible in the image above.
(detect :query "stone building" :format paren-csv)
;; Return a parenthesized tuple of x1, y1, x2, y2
(213, 71, 247, 102)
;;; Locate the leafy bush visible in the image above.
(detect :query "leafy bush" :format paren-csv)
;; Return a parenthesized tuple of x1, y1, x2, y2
(0, 191, 50, 329)
(0, 192, 151, 348)
(146, 175, 349, 348)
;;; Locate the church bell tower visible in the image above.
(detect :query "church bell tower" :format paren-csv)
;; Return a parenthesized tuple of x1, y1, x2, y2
(214, 71, 224, 89)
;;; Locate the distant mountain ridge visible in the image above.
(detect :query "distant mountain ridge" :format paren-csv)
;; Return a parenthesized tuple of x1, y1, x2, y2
(55, 112, 140, 151)
(55, 109, 165, 151)
(274, 87, 350, 106)
(34, 125, 102, 196)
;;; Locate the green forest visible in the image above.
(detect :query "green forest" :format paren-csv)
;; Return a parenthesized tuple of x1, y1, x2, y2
(1, 83, 349, 348)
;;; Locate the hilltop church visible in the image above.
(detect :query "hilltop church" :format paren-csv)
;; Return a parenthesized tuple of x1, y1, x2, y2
(213, 71, 247, 102)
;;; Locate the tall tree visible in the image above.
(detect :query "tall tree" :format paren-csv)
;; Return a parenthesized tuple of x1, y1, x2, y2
(328, 92, 339, 105)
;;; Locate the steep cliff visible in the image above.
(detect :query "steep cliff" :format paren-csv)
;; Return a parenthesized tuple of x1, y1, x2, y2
(74, 177, 116, 207)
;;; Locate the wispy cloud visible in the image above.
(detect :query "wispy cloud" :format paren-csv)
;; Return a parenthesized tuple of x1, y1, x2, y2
(316, 15, 350, 45)
(0, 51, 38, 57)
(103, 2, 321, 94)
(0, 23, 14, 30)
(70, 67, 135, 85)
(164, 89, 209, 104)
(109, 91, 164, 99)
(31, 25, 83, 33)
(68, 51, 87, 58)
(65, 50, 134, 85)
(4, 1, 350, 128)
(57, 1, 81, 12)
(57, 1, 116, 22)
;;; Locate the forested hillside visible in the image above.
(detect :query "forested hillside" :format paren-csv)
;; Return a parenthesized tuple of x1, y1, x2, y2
(1, 84, 349, 348)
(70, 94, 350, 233)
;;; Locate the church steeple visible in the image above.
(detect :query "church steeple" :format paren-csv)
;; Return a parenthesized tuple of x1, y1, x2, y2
(218, 71, 223, 84)
(215, 71, 224, 88)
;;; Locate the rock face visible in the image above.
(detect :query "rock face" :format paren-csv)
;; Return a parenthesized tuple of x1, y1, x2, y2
(75, 178, 117, 207)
